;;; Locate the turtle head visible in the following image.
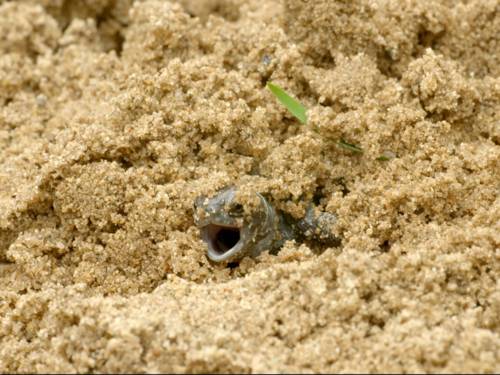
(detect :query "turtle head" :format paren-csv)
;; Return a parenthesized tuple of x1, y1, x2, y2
(193, 186, 279, 262)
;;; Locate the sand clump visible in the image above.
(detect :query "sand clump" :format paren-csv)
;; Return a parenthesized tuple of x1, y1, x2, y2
(0, 0, 499, 373)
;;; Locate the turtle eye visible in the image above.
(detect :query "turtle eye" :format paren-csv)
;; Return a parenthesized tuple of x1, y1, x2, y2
(193, 196, 206, 210)
(228, 203, 244, 217)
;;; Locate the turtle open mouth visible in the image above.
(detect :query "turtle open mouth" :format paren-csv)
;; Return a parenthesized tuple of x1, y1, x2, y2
(201, 223, 242, 256)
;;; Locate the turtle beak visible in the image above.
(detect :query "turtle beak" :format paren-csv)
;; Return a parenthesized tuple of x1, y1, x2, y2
(200, 223, 244, 262)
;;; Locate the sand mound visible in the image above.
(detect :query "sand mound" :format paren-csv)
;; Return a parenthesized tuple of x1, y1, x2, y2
(0, 0, 499, 372)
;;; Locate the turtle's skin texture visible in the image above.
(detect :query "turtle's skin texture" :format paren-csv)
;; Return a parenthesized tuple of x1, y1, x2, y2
(193, 186, 341, 262)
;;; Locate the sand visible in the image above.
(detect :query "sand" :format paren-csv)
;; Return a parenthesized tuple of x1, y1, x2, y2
(0, 0, 499, 373)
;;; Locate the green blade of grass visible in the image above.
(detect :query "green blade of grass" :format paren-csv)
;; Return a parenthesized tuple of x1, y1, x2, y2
(376, 151, 396, 161)
(267, 82, 307, 124)
(338, 139, 363, 153)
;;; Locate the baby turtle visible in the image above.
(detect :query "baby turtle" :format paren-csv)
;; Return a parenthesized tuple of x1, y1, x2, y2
(194, 186, 340, 262)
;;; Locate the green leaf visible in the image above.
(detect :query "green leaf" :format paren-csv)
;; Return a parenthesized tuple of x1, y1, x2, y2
(376, 151, 396, 161)
(338, 139, 363, 153)
(267, 82, 307, 124)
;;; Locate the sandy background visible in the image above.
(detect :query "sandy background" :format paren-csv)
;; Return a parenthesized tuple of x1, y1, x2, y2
(0, 0, 499, 372)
